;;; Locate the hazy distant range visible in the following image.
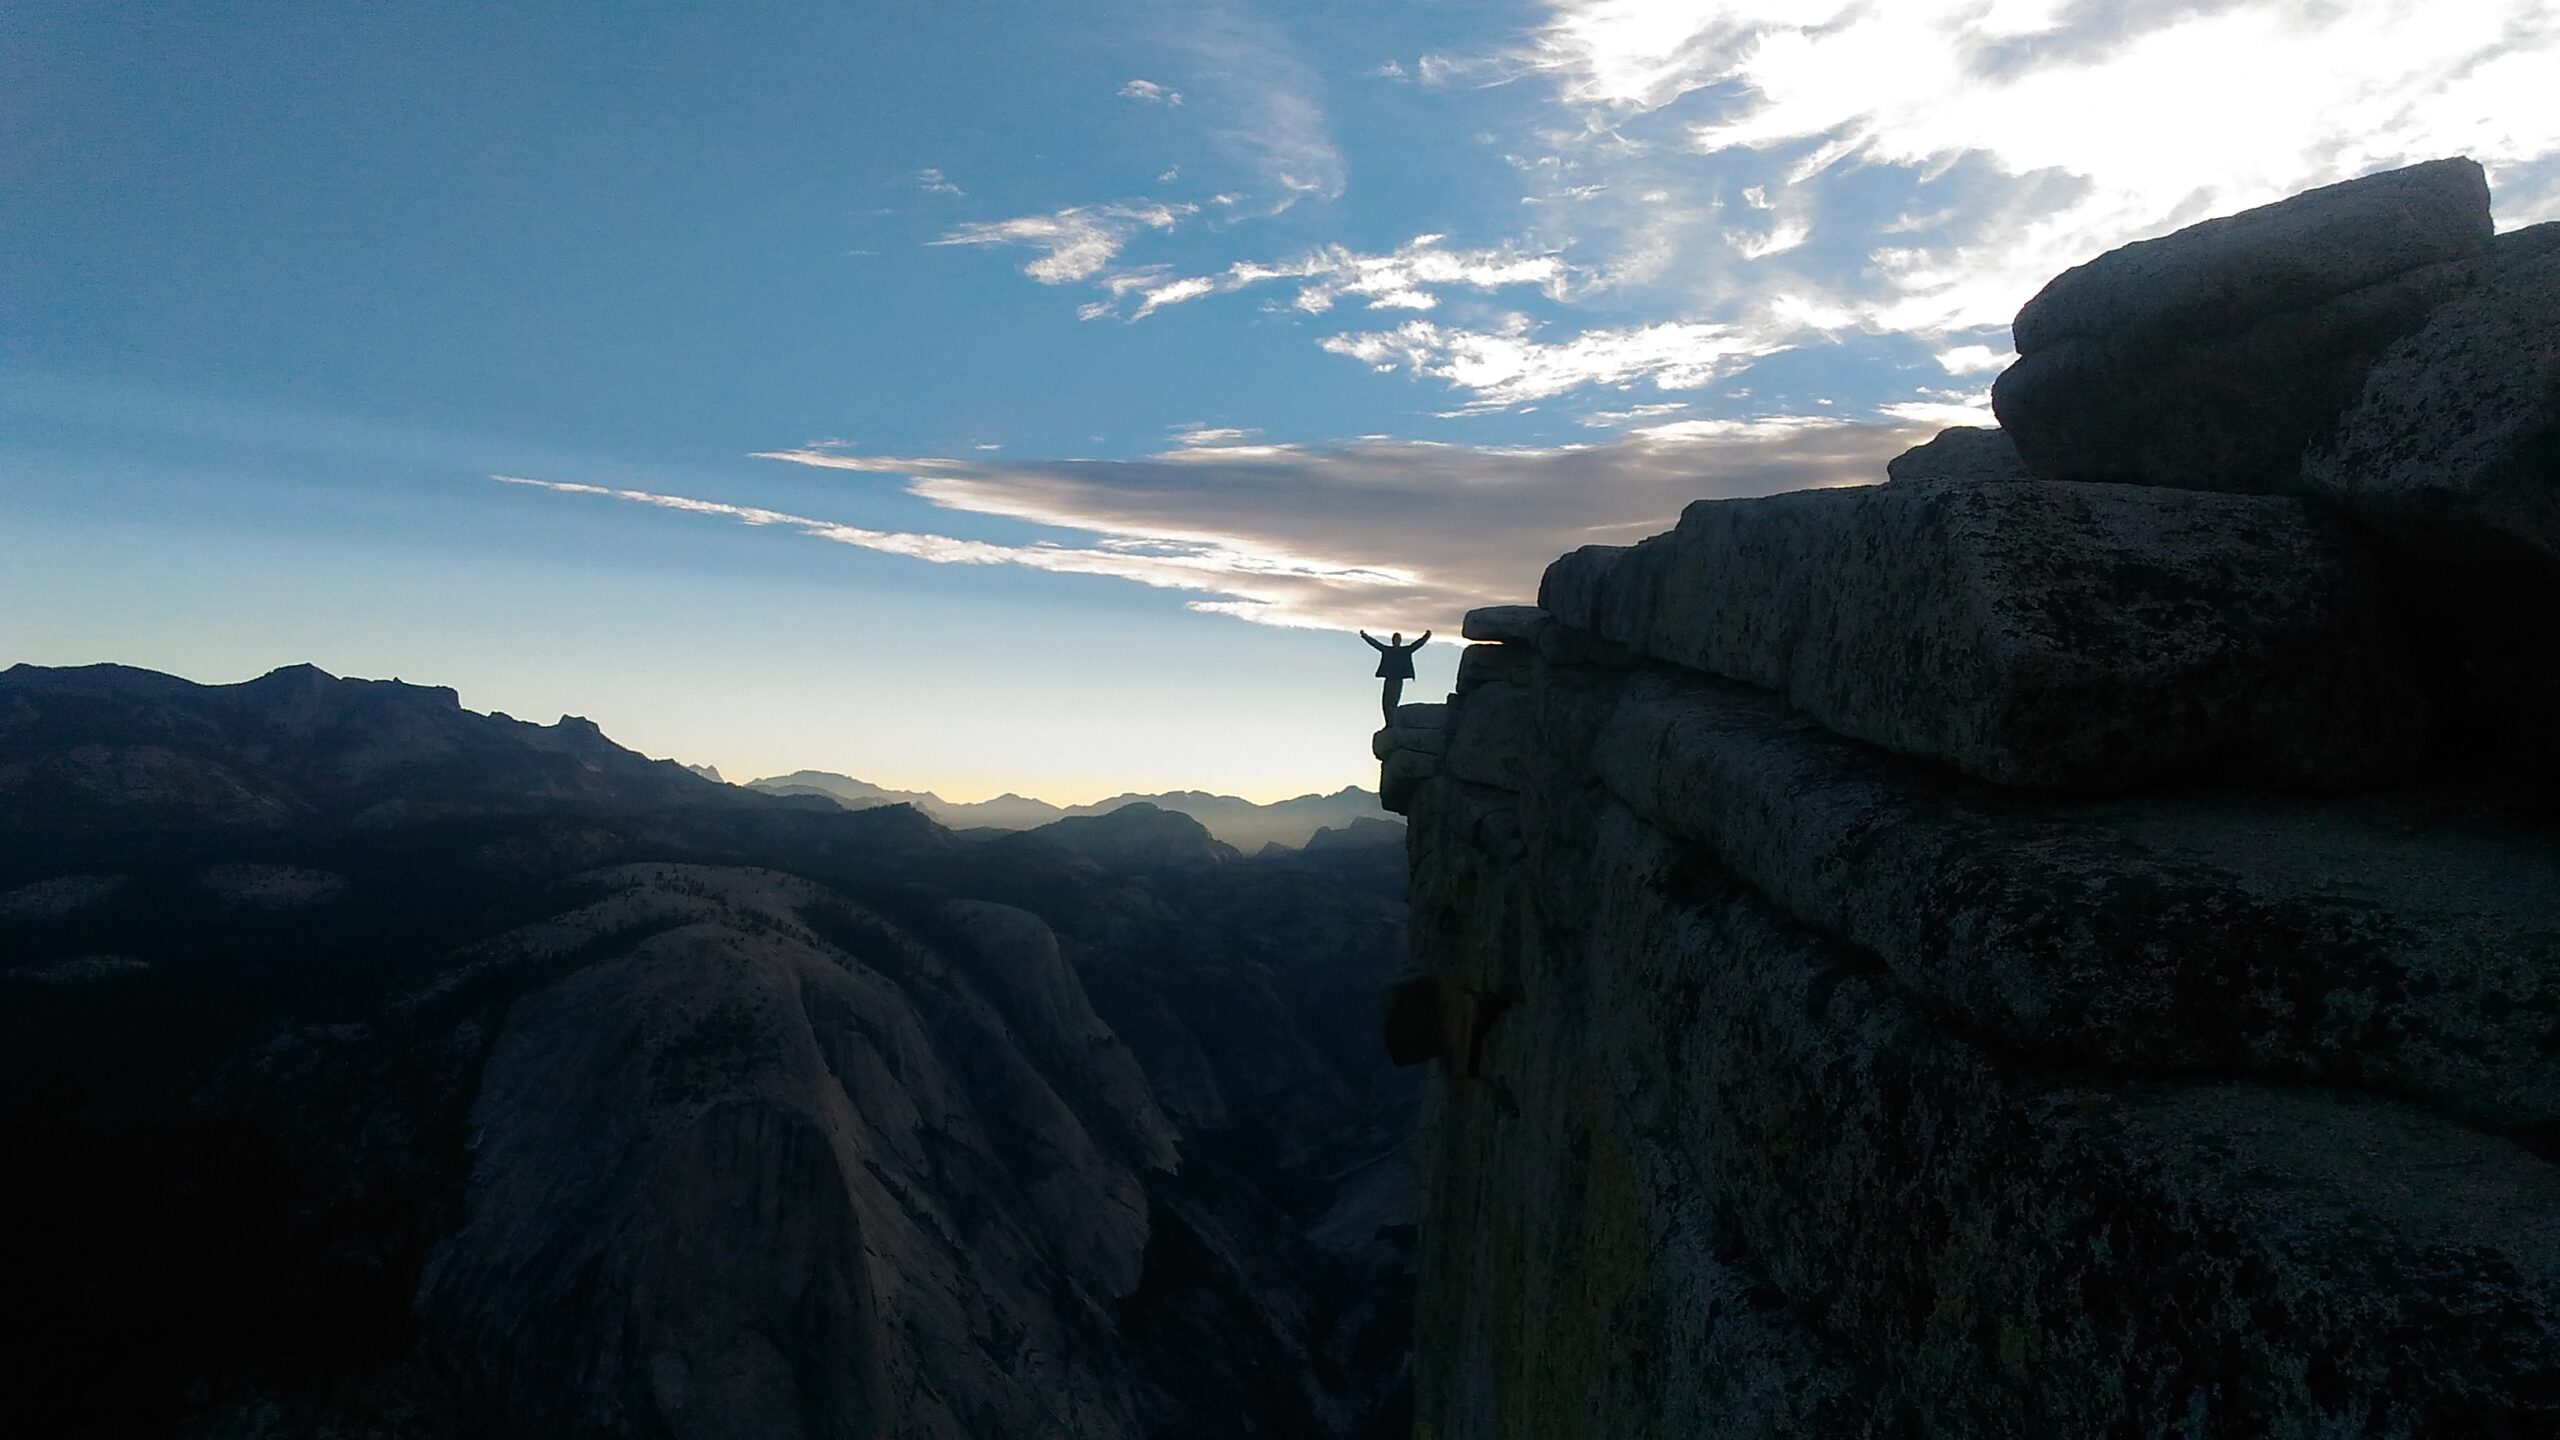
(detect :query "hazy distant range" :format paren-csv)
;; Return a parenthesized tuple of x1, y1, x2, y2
(719, 768, 1400, 852)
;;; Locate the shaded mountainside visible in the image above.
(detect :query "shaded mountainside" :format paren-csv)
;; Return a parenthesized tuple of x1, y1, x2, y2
(0, 663, 1414, 1440)
(1381, 158, 2560, 1437)
(747, 770, 1396, 852)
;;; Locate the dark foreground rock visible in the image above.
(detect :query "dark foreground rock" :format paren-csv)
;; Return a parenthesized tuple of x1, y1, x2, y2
(1387, 628, 2560, 1438)
(1386, 159, 2560, 1439)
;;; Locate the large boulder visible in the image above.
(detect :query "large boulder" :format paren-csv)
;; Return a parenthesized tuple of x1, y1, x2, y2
(1460, 605, 1547, 643)
(2306, 247, 2560, 569)
(1539, 478, 2425, 792)
(2012, 157, 2491, 357)
(1883, 425, 2030, 484)
(1992, 158, 2499, 490)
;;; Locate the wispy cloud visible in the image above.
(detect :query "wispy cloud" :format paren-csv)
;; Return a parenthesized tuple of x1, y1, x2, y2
(1077, 234, 1589, 321)
(730, 421, 1922, 630)
(1173, 0, 1347, 208)
(914, 167, 963, 197)
(936, 202, 1195, 284)
(1320, 313, 1792, 408)
(1119, 78, 1184, 105)
(493, 473, 1410, 626)
(1170, 426, 1260, 447)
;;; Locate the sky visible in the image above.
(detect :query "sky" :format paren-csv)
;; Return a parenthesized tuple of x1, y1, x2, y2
(7, 1, 2558, 803)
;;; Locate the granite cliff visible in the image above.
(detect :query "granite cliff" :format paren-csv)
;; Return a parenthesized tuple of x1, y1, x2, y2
(1380, 158, 2560, 1436)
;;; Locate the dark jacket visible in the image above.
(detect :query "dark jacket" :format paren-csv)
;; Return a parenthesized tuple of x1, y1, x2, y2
(1364, 633, 1426, 680)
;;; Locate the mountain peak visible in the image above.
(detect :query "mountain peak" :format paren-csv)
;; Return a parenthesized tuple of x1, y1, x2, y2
(1026, 802, 1240, 869)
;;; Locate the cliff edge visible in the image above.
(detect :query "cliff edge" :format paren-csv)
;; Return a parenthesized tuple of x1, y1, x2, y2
(1381, 158, 2560, 1437)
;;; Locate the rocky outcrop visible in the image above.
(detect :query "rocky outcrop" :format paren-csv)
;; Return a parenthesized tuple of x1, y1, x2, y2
(1992, 158, 2501, 491)
(1386, 159, 2560, 1438)
(1539, 478, 2422, 791)
(1882, 424, 2029, 484)
(418, 868, 1168, 1439)
(2305, 245, 2560, 569)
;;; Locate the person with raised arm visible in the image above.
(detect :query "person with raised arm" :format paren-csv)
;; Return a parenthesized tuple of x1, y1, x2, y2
(1360, 629, 1431, 726)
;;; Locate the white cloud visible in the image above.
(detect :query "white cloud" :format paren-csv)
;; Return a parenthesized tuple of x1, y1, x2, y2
(915, 167, 963, 197)
(935, 202, 1194, 284)
(1320, 313, 1793, 406)
(1579, 401, 1692, 427)
(734, 421, 1924, 631)
(1119, 78, 1184, 105)
(1933, 343, 2012, 375)
(1132, 274, 1218, 317)
(494, 472, 1410, 625)
(1498, 0, 2560, 335)
(1079, 234, 1588, 321)
(1878, 393, 1998, 429)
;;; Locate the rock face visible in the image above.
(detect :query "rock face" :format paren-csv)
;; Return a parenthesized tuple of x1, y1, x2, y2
(2011, 157, 2490, 357)
(1993, 158, 2499, 490)
(1385, 159, 2560, 1439)
(1539, 478, 2424, 791)
(1882, 424, 2029, 484)
(2306, 246, 2560, 569)
(418, 869, 1169, 1439)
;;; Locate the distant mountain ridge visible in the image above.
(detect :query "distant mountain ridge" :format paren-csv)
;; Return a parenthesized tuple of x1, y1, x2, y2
(747, 769, 1398, 850)
(0, 660, 1415, 1437)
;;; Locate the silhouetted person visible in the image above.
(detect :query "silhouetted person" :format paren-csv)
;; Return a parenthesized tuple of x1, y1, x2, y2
(1361, 629, 1431, 726)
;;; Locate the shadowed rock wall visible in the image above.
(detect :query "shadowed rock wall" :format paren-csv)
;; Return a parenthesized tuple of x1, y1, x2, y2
(1382, 158, 2560, 1438)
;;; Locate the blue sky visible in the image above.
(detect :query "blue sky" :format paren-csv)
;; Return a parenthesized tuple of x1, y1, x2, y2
(8, 1, 2558, 801)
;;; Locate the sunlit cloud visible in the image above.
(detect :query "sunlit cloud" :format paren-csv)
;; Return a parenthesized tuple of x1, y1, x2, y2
(917, 2, 2560, 429)
(1118, 78, 1184, 105)
(936, 202, 1194, 284)
(1933, 343, 2012, 375)
(491, 473, 1410, 629)
(1072, 233, 1589, 322)
(1490, 0, 2560, 335)
(743, 420, 1926, 630)
(1877, 392, 1999, 429)
(1319, 314, 1792, 407)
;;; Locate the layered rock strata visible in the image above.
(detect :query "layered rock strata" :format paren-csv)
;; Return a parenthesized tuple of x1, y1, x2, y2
(1385, 158, 2560, 1438)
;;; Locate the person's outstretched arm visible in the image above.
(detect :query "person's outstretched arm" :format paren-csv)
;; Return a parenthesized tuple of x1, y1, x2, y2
(1360, 631, 1386, 651)
(1412, 630, 1432, 648)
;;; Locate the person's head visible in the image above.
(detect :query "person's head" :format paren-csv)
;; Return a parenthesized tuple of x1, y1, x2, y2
(1390, 632, 1403, 645)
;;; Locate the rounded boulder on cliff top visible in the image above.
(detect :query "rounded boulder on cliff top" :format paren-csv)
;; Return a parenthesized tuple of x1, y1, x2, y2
(2011, 156, 2489, 357)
